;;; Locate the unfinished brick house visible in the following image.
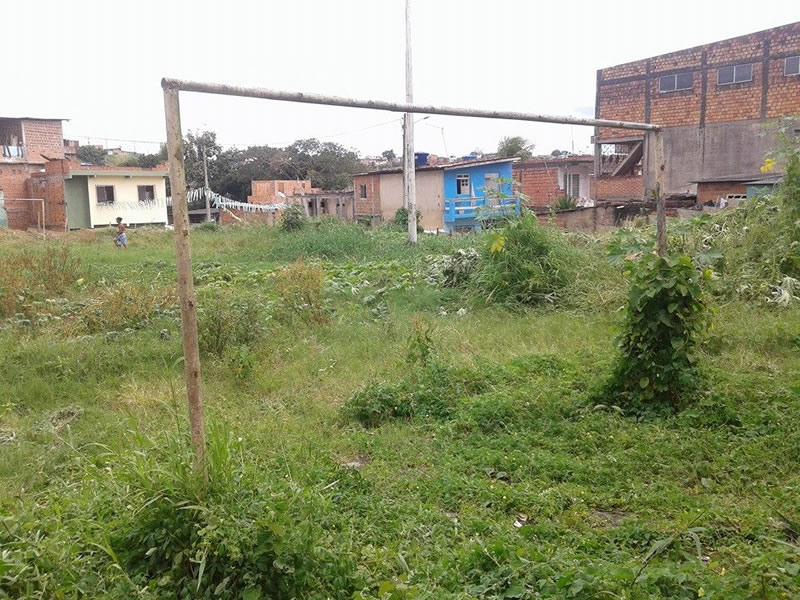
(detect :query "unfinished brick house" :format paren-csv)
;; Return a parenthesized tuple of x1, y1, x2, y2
(595, 21, 800, 203)
(513, 155, 594, 211)
(0, 116, 68, 229)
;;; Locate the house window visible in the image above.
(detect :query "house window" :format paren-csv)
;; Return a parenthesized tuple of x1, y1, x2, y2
(786, 56, 800, 76)
(137, 185, 155, 202)
(567, 173, 580, 198)
(717, 63, 752, 85)
(456, 173, 470, 195)
(96, 185, 115, 204)
(359, 183, 367, 198)
(484, 172, 500, 195)
(659, 72, 693, 93)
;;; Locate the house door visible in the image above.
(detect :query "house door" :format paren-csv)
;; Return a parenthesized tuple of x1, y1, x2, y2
(65, 177, 91, 229)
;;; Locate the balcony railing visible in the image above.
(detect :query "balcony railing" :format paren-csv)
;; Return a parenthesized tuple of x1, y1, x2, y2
(444, 196, 520, 222)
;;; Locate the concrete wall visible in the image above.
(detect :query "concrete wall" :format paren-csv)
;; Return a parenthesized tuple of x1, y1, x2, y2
(86, 175, 168, 227)
(379, 170, 444, 230)
(641, 119, 775, 195)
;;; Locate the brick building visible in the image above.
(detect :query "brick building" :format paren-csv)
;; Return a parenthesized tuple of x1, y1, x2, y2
(595, 22, 800, 202)
(513, 155, 594, 210)
(1, 116, 68, 229)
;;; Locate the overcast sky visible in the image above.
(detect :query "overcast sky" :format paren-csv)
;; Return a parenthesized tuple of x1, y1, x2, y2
(5, 1, 799, 158)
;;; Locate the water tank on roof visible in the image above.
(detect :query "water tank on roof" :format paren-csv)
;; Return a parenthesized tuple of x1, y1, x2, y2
(460, 156, 477, 162)
(415, 152, 429, 167)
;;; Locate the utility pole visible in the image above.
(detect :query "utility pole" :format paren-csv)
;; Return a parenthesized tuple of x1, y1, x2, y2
(202, 145, 212, 222)
(403, 0, 417, 243)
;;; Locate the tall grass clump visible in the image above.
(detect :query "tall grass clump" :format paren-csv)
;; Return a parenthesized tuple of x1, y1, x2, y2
(0, 425, 358, 599)
(267, 220, 377, 262)
(597, 253, 709, 412)
(473, 213, 578, 306)
(0, 245, 82, 317)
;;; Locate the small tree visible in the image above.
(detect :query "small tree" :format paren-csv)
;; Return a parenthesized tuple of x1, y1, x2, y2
(279, 204, 308, 232)
(75, 145, 107, 166)
(497, 136, 535, 160)
(600, 253, 709, 411)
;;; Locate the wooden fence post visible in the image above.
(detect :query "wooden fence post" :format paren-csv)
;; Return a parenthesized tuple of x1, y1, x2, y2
(163, 85, 207, 481)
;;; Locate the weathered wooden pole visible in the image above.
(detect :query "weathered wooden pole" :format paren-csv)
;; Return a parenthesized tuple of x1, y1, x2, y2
(163, 85, 207, 481)
(653, 129, 667, 256)
(202, 145, 212, 222)
(403, 0, 417, 243)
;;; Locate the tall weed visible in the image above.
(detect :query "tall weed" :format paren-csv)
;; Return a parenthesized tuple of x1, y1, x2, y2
(0, 246, 82, 317)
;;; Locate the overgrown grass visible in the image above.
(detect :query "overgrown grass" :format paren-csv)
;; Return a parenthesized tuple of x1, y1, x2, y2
(1, 219, 799, 599)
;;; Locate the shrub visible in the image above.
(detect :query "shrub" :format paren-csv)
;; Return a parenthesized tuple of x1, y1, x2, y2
(473, 213, 577, 306)
(600, 253, 708, 410)
(553, 195, 577, 211)
(392, 207, 423, 233)
(198, 290, 264, 355)
(278, 204, 308, 232)
(273, 260, 328, 324)
(78, 281, 177, 333)
(442, 248, 480, 288)
(0, 246, 82, 317)
(194, 220, 221, 232)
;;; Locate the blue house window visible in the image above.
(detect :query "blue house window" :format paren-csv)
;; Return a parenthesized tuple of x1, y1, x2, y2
(456, 174, 470, 195)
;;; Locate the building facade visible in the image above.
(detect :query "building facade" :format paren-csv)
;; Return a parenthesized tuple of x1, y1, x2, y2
(27, 160, 168, 230)
(595, 22, 800, 202)
(353, 157, 519, 232)
(0, 117, 68, 229)
(513, 155, 594, 210)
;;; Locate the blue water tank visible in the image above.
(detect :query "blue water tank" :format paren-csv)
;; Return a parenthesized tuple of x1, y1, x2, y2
(415, 152, 429, 166)
(460, 155, 477, 162)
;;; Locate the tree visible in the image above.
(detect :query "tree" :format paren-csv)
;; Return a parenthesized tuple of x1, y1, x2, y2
(381, 149, 397, 162)
(137, 144, 168, 168)
(75, 145, 107, 166)
(497, 136, 535, 160)
(184, 130, 223, 189)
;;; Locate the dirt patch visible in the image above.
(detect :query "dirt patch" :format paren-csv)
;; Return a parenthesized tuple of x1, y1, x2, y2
(338, 453, 371, 470)
(589, 509, 634, 529)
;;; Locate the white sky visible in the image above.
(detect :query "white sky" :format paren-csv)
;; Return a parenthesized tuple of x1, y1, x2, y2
(5, 1, 799, 158)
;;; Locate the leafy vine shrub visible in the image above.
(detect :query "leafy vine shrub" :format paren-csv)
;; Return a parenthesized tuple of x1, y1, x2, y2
(198, 290, 264, 355)
(473, 213, 577, 305)
(600, 253, 708, 410)
(0, 246, 82, 317)
(278, 204, 308, 232)
(392, 206, 423, 232)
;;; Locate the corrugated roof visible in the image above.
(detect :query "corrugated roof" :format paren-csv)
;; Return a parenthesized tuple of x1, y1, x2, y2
(0, 116, 68, 121)
(692, 174, 764, 184)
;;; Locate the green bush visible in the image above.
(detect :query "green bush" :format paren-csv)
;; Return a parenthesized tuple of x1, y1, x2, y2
(600, 253, 708, 410)
(473, 213, 577, 306)
(198, 290, 264, 355)
(278, 204, 308, 232)
(194, 220, 221, 232)
(553, 195, 577, 211)
(392, 207, 423, 233)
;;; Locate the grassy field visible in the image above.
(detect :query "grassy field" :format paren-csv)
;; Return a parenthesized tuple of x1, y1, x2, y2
(1, 220, 799, 599)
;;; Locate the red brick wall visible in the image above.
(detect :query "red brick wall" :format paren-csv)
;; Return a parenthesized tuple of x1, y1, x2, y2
(697, 182, 748, 205)
(597, 22, 800, 135)
(26, 172, 66, 230)
(21, 120, 65, 161)
(705, 62, 763, 124)
(1, 164, 38, 229)
(513, 163, 559, 208)
(649, 72, 704, 127)
(354, 174, 381, 216)
(767, 57, 800, 118)
(596, 80, 647, 140)
(595, 176, 643, 200)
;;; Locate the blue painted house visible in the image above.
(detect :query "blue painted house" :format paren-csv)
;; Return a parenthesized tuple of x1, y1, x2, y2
(442, 158, 519, 232)
(354, 157, 520, 232)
